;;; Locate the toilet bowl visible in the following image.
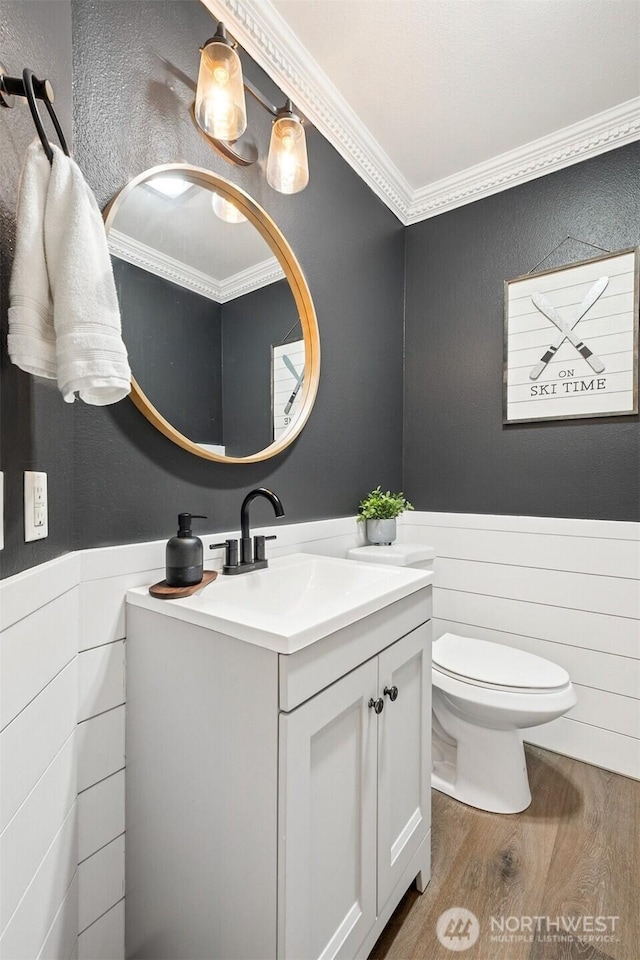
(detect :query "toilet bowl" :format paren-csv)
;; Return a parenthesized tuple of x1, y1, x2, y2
(347, 542, 578, 815)
(431, 632, 577, 813)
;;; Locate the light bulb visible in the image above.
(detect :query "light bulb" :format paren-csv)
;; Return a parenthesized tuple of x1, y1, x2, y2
(213, 66, 229, 85)
(211, 191, 247, 223)
(194, 27, 247, 142)
(266, 111, 309, 195)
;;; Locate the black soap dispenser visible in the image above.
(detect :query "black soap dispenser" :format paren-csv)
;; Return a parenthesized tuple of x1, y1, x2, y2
(166, 513, 207, 587)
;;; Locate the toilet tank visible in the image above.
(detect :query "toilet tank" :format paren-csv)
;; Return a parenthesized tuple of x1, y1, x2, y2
(347, 543, 435, 570)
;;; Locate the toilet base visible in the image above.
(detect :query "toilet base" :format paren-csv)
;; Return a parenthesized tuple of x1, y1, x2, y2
(432, 707, 532, 814)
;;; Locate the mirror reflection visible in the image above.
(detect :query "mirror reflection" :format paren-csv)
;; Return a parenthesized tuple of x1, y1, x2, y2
(106, 170, 309, 459)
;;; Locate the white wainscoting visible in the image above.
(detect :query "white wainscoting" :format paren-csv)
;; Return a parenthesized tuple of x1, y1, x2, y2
(0, 556, 79, 960)
(0, 517, 365, 960)
(402, 511, 640, 779)
(2, 510, 636, 959)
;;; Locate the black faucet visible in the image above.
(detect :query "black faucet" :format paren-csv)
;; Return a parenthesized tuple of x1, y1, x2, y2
(211, 487, 285, 575)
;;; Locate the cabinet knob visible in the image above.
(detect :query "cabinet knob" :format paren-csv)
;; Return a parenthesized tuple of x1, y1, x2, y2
(368, 697, 384, 714)
(384, 685, 399, 702)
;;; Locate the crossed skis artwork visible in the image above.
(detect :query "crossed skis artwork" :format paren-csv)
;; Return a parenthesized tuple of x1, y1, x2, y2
(528, 276, 609, 381)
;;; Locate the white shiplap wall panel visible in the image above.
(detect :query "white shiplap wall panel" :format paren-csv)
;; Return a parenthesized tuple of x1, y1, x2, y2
(78, 707, 125, 794)
(0, 732, 77, 934)
(78, 836, 125, 935)
(36, 872, 79, 960)
(79, 571, 163, 651)
(524, 716, 640, 779)
(405, 524, 639, 579)
(0, 803, 77, 960)
(433, 589, 639, 659)
(77, 900, 124, 960)
(0, 587, 79, 731)
(435, 557, 639, 619)
(78, 771, 125, 865)
(570, 685, 640, 739)
(0, 660, 78, 833)
(404, 511, 639, 540)
(405, 512, 640, 778)
(78, 642, 125, 724)
(0, 553, 80, 633)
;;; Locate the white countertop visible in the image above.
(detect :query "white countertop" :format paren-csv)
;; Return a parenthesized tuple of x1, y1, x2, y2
(126, 552, 432, 654)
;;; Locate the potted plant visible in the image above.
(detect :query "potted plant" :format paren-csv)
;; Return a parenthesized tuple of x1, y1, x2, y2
(357, 486, 414, 545)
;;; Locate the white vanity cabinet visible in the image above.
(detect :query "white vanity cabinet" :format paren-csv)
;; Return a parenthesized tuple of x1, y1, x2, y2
(278, 624, 431, 960)
(126, 571, 431, 960)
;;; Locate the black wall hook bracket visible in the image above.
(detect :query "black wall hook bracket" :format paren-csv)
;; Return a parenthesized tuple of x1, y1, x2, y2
(0, 63, 70, 164)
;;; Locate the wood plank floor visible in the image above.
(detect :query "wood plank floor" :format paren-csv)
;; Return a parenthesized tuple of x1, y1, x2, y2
(369, 746, 639, 960)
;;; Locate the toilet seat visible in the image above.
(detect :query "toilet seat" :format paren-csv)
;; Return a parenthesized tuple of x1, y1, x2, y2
(433, 663, 570, 694)
(433, 633, 570, 692)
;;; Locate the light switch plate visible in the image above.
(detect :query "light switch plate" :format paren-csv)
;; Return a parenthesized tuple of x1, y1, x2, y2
(24, 471, 48, 542)
(0, 472, 4, 551)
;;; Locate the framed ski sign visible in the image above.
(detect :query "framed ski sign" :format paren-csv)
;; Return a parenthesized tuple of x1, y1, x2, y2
(503, 247, 639, 423)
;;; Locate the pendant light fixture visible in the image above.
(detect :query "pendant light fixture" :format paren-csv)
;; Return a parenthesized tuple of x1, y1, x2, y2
(194, 22, 310, 195)
(266, 101, 309, 195)
(211, 191, 248, 223)
(195, 23, 247, 142)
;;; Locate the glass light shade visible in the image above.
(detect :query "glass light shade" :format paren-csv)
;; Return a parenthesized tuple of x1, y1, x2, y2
(211, 191, 247, 223)
(195, 40, 247, 141)
(266, 115, 309, 194)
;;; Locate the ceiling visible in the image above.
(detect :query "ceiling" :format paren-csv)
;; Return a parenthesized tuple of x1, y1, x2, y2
(108, 176, 284, 302)
(202, 0, 640, 224)
(111, 180, 274, 277)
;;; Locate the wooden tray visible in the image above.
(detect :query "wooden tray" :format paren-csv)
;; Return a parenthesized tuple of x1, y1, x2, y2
(149, 570, 218, 599)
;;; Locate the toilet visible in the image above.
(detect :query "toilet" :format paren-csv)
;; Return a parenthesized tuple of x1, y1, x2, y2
(430, 632, 576, 813)
(347, 542, 577, 814)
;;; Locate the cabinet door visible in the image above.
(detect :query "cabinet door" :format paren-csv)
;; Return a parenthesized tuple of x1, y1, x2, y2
(377, 623, 431, 909)
(278, 658, 378, 960)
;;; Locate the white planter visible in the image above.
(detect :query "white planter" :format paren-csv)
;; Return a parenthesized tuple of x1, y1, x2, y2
(366, 519, 397, 545)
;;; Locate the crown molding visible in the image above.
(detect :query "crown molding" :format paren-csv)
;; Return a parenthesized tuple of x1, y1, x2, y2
(406, 96, 640, 224)
(200, 0, 640, 225)
(201, 0, 414, 220)
(216, 257, 285, 302)
(109, 229, 284, 303)
(109, 230, 222, 300)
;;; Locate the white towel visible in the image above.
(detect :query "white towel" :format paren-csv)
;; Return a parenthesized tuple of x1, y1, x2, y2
(7, 142, 57, 379)
(8, 142, 131, 405)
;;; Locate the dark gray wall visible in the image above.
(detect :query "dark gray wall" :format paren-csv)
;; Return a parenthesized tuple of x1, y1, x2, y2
(4, 0, 636, 578)
(113, 260, 223, 444)
(404, 142, 640, 521)
(0, 0, 75, 578)
(0, 0, 404, 577)
(70, 0, 405, 549)
(222, 279, 299, 457)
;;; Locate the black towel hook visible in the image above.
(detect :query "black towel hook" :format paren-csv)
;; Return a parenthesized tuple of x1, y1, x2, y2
(0, 63, 70, 165)
(22, 68, 70, 163)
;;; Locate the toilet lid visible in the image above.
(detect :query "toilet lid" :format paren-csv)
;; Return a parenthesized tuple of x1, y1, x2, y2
(432, 633, 570, 690)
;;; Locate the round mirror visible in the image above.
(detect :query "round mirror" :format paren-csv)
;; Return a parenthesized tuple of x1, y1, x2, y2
(103, 164, 320, 462)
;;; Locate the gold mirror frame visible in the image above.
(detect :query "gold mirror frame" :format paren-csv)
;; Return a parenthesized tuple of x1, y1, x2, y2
(103, 163, 320, 463)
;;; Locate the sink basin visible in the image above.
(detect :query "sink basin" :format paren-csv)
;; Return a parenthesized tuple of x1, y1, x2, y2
(127, 552, 432, 654)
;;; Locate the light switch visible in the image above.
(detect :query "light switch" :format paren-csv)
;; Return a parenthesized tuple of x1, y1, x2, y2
(24, 471, 48, 542)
